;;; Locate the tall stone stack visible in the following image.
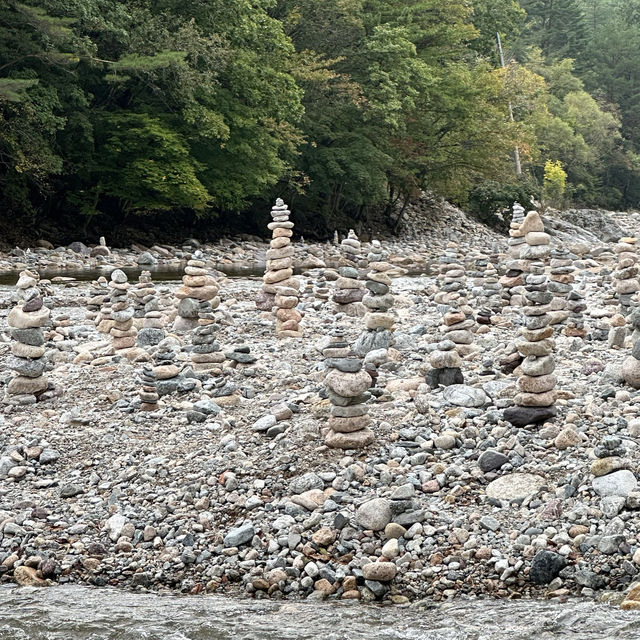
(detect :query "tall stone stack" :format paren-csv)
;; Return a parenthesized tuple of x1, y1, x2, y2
(95, 277, 114, 333)
(138, 365, 159, 411)
(500, 203, 527, 307)
(323, 332, 374, 449)
(613, 238, 639, 318)
(354, 240, 394, 356)
(256, 199, 302, 338)
(434, 244, 475, 354)
(504, 262, 557, 427)
(132, 271, 156, 324)
(108, 269, 138, 353)
(332, 230, 366, 316)
(479, 260, 502, 322)
(137, 296, 166, 348)
(507, 203, 526, 258)
(518, 210, 551, 269)
(548, 247, 575, 324)
(86, 276, 109, 327)
(190, 321, 225, 378)
(5, 270, 50, 403)
(565, 287, 587, 338)
(174, 250, 220, 333)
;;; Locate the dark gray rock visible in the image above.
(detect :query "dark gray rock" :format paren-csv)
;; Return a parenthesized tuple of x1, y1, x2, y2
(530, 550, 567, 585)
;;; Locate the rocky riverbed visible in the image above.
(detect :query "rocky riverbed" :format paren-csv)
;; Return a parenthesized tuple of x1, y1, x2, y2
(2, 203, 640, 609)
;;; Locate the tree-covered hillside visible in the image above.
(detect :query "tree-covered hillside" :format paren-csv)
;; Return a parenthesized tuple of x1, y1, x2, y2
(1, 0, 639, 241)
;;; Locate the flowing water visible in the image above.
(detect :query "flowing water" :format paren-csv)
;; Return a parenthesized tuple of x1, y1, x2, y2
(0, 586, 638, 640)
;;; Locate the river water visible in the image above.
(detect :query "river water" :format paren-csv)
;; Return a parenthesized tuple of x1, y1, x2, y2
(0, 586, 638, 640)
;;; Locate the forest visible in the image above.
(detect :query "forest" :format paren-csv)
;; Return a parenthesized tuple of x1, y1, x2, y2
(1, 0, 640, 241)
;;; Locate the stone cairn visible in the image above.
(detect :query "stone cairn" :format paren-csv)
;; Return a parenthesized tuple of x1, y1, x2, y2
(138, 365, 159, 411)
(434, 243, 475, 354)
(590, 436, 635, 519)
(5, 270, 50, 403)
(500, 203, 527, 307)
(621, 309, 640, 388)
(174, 250, 220, 333)
(46, 311, 70, 344)
(132, 271, 155, 324)
(190, 320, 224, 379)
(504, 262, 557, 427)
(323, 330, 374, 449)
(332, 230, 365, 316)
(137, 296, 165, 348)
(479, 259, 502, 324)
(95, 277, 113, 333)
(426, 245, 471, 388)
(548, 247, 574, 326)
(86, 276, 109, 328)
(354, 240, 394, 356)
(108, 269, 137, 353)
(256, 199, 302, 338)
(565, 254, 587, 338)
(608, 239, 640, 347)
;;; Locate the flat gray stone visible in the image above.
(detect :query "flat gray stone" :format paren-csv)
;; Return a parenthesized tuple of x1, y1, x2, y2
(442, 384, 487, 408)
(224, 523, 255, 547)
(592, 470, 638, 497)
(486, 473, 546, 502)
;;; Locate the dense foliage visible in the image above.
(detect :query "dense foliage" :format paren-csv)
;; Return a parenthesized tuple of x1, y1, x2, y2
(1, 0, 639, 240)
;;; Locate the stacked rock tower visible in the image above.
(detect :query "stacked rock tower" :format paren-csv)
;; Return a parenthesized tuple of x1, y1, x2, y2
(332, 230, 365, 316)
(507, 203, 526, 258)
(132, 271, 156, 324)
(354, 240, 394, 355)
(323, 331, 374, 449)
(435, 244, 475, 353)
(504, 261, 557, 427)
(257, 199, 302, 338)
(5, 270, 50, 403)
(108, 270, 137, 354)
(548, 247, 574, 319)
(86, 276, 109, 327)
(500, 203, 527, 307)
(138, 365, 159, 411)
(614, 238, 639, 318)
(174, 250, 220, 332)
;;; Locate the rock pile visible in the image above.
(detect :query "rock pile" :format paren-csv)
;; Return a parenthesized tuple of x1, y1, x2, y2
(137, 296, 165, 348)
(354, 241, 394, 356)
(108, 269, 137, 354)
(5, 270, 50, 404)
(426, 339, 463, 388)
(86, 276, 109, 328)
(622, 313, 640, 387)
(519, 210, 551, 267)
(507, 202, 526, 258)
(190, 323, 224, 378)
(434, 244, 475, 353)
(256, 199, 302, 338)
(94, 277, 113, 333)
(565, 284, 587, 339)
(590, 435, 637, 518)
(332, 230, 365, 316)
(138, 365, 159, 411)
(548, 247, 574, 324)
(323, 333, 374, 449)
(613, 238, 639, 318)
(500, 203, 528, 307)
(48, 314, 71, 343)
(132, 271, 156, 323)
(174, 251, 220, 333)
(504, 262, 557, 427)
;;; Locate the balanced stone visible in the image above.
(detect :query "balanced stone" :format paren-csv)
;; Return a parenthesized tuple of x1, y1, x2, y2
(323, 332, 374, 449)
(5, 270, 50, 404)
